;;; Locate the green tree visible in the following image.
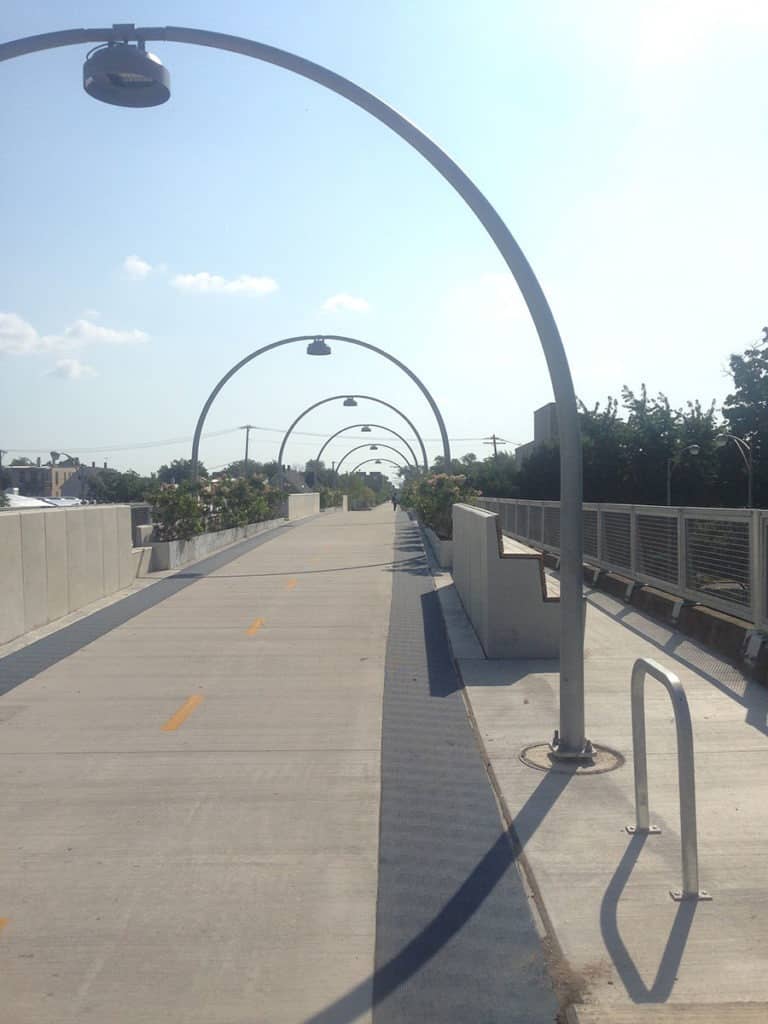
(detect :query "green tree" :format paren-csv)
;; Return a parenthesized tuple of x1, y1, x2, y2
(156, 459, 208, 484)
(722, 327, 768, 505)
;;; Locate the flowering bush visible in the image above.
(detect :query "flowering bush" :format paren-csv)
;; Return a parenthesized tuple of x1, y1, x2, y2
(148, 478, 281, 541)
(400, 474, 479, 539)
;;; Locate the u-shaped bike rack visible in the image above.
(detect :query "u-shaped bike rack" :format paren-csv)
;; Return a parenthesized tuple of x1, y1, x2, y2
(626, 657, 711, 902)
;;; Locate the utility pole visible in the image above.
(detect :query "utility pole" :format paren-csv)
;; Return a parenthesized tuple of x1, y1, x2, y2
(483, 433, 510, 459)
(239, 425, 255, 476)
(0, 449, 6, 468)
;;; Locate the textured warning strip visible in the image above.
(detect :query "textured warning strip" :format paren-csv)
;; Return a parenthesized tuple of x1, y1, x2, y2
(372, 512, 558, 1023)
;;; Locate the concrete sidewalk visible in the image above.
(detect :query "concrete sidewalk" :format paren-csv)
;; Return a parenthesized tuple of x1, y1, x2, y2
(436, 559, 768, 1021)
(0, 508, 393, 1024)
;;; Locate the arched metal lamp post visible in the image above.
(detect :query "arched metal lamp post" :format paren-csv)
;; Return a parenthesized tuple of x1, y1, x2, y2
(335, 443, 413, 474)
(276, 395, 430, 480)
(316, 424, 421, 471)
(350, 458, 404, 474)
(0, 21, 588, 756)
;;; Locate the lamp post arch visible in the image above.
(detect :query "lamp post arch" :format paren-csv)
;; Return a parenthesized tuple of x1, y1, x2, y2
(277, 395, 429, 479)
(350, 458, 404, 475)
(316, 424, 420, 471)
(336, 443, 413, 475)
(1, 20, 586, 754)
(188, 336, 445, 484)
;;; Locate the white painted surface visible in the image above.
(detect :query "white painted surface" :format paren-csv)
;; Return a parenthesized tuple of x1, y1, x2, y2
(0, 506, 136, 644)
(452, 502, 559, 658)
(288, 492, 321, 521)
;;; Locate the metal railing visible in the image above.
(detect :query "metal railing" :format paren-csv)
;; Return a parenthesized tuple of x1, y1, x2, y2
(476, 497, 768, 628)
(625, 658, 711, 901)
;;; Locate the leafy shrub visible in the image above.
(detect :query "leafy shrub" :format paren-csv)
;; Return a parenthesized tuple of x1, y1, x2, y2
(400, 474, 479, 539)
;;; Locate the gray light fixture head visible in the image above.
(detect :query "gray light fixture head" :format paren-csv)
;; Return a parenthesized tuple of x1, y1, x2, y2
(361, 425, 372, 432)
(370, 445, 378, 450)
(83, 42, 170, 108)
(306, 337, 331, 356)
(714, 434, 728, 449)
(343, 397, 357, 407)
(688, 444, 701, 456)
(374, 460, 382, 464)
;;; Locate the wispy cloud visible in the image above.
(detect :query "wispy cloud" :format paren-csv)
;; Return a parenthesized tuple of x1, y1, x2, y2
(123, 254, 153, 280)
(171, 271, 278, 296)
(47, 358, 98, 380)
(322, 293, 370, 313)
(0, 312, 149, 356)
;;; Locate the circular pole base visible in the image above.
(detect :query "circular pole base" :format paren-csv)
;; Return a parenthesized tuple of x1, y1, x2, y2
(549, 731, 595, 762)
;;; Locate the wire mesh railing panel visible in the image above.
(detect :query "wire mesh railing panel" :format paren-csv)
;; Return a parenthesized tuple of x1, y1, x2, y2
(583, 509, 598, 558)
(518, 504, 530, 539)
(543, 506, 561, 549)
(529, 505, 543, 542)
(685, 517, 751, 608)
(602, 511, 632, 570)
(637, 514, 678, 584)
(503, 502, 516, 535)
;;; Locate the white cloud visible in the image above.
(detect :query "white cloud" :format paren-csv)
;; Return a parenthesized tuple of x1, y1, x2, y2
(0, 312, 42, 354)
(0, 312, 149, 356)
(322, 293, 370, 313)
(123, 255, 152, 279)
(171, 271, 278, 295)
(47, 358, 98, 380)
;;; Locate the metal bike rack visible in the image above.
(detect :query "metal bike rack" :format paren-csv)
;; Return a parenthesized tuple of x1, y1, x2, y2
(626, 657, 712, 902)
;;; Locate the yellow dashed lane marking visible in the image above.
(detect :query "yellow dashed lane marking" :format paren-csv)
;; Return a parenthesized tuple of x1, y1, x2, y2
(0, 919, 8, 934)
(161, 695, 204, 732)
(286, 578, 298, 590)
(246, 617, 265, 636)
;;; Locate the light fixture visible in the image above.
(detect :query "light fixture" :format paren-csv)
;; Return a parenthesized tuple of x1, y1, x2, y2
(83, 41, 170, 107)
(374, 460, 382, 464)
(306, 337, 332, 356)
(343, 397, 358, 407)
(714, 434, 727, 449)
(370, 445, 378, 450)
(361, 425, 372, 432)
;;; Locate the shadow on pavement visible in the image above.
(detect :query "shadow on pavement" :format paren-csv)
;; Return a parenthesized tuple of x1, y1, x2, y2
(174, 557, 423, 579)
(586, 590, 768, 737)
(599, 832, 697, 1002)
(301, 769, 572, 1024)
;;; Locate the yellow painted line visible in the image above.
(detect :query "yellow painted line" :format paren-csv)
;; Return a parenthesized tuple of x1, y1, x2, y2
(0, 919, 8, 934)
(286, 578, 298, 590)
(246, 617, 265, 636)
(161, 695, 204, 732)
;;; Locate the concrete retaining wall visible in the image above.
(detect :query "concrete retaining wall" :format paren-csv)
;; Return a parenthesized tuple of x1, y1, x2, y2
(423, 525, 453, 570)
(0, 505, 135, 645)
(288, 493, 320, 521)
(452, 503, 559, 658)
(149, 518, 284, 572)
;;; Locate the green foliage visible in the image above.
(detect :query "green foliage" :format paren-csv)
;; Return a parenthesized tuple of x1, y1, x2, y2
(148, 484, 206, 541)
(319, 488, 344, 509)
(86, 468, 153, 503)
(207, 478, 270, 530)
(156, 459, 208, 485)
(400, 474, 479, 539)
(0, 490, 8, 508)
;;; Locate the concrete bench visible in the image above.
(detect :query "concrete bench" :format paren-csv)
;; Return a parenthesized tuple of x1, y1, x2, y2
(452, 503, 560, 658)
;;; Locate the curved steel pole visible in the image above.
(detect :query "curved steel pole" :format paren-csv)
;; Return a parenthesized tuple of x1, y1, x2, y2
(316, 424, 420, 471)
(0, 21, 585, 753)
(189, 337, 442, 484)
(350, 458, 404, 474)
(336, 443, 412, 474)
(276, 395, 428, 480)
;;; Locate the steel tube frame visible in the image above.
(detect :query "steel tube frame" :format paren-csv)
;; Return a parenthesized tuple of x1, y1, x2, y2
(350, 458, 403, 474)
(336, 443, 412, 474)
(626, 657, 710, 901)
(0, 22, 587, 754)
(316, 424, 420, 471)
(718, 433, 753, 508)
(276, 395, 428, 480)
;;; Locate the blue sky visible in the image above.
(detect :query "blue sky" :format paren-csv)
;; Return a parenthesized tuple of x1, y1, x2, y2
(2, 1, 767, 478)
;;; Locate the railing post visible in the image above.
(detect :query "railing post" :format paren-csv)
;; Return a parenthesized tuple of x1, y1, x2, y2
(625, 657, 711, 902)
(749, 509, 763, 627)
(676, 508, 686, 592)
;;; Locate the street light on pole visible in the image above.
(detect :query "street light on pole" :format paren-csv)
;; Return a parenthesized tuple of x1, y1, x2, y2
(715, 433, 753, 508)
(2, 20, 589, 756)
(666, 444, 701, 506)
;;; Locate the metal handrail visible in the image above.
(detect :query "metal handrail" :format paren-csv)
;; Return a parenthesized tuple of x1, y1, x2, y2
(626, 657, 711, 901)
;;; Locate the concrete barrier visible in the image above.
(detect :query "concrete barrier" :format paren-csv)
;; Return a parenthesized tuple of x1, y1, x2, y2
(149, 518, 284, 572)
(287, 493, 320, 521)
(0, 505, 137, 645)
(452, 503, 560, 658)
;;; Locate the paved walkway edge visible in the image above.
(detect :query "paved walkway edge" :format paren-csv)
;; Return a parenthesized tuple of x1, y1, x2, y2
(415, 519, 582, 1022)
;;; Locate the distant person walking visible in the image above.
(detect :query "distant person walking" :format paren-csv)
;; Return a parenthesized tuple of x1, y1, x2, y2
(391, 493, 398, 511)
